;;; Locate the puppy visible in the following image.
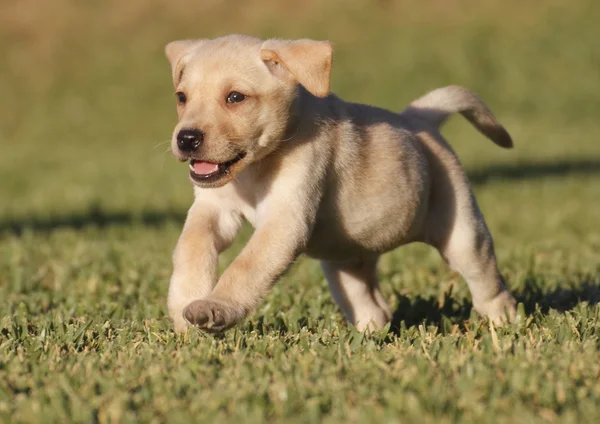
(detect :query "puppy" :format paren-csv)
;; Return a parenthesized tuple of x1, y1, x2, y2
(164, 35, 517, 333)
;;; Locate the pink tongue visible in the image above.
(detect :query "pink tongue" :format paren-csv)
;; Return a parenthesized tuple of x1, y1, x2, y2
(193, 161, 219, 175)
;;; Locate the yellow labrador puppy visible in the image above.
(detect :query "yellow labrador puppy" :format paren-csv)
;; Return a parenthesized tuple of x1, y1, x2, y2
(164, 35, 517, 333)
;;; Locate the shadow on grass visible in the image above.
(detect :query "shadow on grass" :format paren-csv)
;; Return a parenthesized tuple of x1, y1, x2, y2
(389, 275, 600, 333)
(467, 159, 600, 185)
(515, 276, 600, 314)
(0, 204, 186, 235)
(390, 291, 472, 332)
(1, 159, 599, 235)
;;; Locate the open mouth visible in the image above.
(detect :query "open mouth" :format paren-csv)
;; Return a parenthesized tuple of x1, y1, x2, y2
(188, 152, 246, 185)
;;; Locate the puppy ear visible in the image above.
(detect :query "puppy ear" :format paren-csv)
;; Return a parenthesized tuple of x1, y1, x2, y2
(165, 39, 203, 82)
(165, 40, 196, 68)
(260, 39, 333, 98)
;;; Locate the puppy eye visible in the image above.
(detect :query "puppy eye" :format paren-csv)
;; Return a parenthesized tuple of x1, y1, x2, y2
(226, 91, 246, 104)
(176, 91, 187, 104)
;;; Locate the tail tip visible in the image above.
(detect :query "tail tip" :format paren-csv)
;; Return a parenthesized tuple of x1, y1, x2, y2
(495, 128, 514, 149)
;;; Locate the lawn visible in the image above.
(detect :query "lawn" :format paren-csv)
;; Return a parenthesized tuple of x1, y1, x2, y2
(1, 1, 600, 423)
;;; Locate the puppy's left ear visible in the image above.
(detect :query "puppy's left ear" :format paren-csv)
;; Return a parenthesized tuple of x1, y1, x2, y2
(260, 39, 333, 98)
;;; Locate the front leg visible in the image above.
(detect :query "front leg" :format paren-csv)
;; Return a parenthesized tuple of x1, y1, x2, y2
(184, 212, 309, 332)
(168, 200, 241, 332)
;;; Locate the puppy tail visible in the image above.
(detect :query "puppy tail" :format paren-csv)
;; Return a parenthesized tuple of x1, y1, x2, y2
(402, 85, 513, 148)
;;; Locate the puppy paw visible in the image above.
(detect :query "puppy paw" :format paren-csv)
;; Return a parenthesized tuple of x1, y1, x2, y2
(171, 314, 190, 334)
(183, 298, 244, 333)
(353, 308, 391, 332)
(477, 291, 518, 325)
(167, 300, 190, 334)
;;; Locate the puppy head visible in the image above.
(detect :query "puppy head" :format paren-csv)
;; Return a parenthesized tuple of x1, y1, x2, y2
(165, 35, 332, 188)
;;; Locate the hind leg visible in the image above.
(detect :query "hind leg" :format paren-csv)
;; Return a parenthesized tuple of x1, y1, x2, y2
(433, 203, 516, 324)
(320, 257, 392, 331)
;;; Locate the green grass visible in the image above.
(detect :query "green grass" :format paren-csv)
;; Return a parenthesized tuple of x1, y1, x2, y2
(1, 1, 600, 422)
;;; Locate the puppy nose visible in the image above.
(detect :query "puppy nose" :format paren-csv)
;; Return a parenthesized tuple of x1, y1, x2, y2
(176, 128, 203, 152)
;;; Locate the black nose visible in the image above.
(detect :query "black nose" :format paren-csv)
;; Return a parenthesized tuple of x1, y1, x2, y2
(176, 128, 203, 152)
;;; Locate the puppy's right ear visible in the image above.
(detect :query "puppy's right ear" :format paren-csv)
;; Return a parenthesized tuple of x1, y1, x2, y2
(165, 39, 199, 81)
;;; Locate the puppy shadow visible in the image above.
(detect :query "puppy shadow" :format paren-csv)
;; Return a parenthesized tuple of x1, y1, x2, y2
(389, 290, 472, 334)
(389, 276, 600, 335)
(515, 276, 600, 314)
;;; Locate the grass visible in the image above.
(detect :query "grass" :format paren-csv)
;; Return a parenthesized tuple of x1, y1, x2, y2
(1, 0, 600, 422)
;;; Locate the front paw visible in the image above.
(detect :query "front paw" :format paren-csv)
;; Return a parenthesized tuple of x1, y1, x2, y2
(172, 314, 190, 334)
(183, 298, 245, 333)
(168, 301, 191, 334)
(168, 300, 191, 334)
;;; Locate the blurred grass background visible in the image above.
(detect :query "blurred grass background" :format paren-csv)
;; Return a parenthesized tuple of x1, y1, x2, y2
(1, 1, 600, 423)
